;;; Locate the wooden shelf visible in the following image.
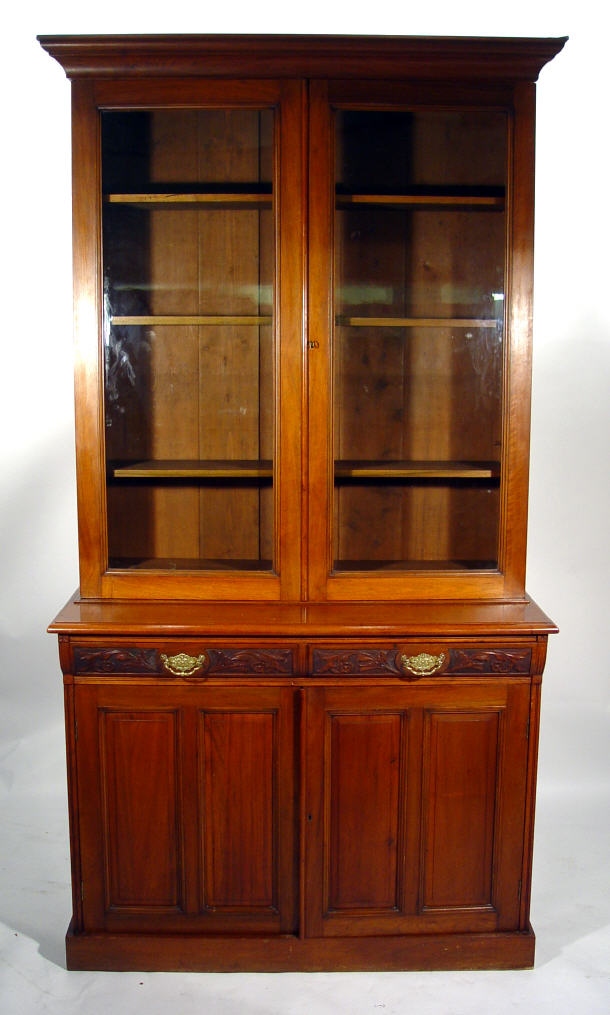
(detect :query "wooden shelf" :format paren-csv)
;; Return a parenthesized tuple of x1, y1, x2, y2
(336, 194, 504, 210)
(109, 557, 273, 572)
(335, 460, 500, 479)
(113, 460, 498, 481)
(333, 558, 498, 572)
(336, 317, 498, 329)
(110, 315, 272, 327)
(112, 459, 273, 479)
(105, 193, 272, 209)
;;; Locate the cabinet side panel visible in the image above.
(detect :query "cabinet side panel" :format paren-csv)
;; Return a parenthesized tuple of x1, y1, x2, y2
(100, 710, 183, 909)
(200, 710, 276, 910)
(422, 710, 499, 910)
(327, 712, 404, 911)
(63, 679, 84, 931)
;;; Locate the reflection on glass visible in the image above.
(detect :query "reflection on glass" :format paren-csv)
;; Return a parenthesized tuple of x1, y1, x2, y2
(102, 110, 275, 571)
(333, 110, 507, 571)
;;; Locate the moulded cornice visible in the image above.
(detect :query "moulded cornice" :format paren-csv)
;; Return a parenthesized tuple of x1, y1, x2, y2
(37, 34, 568, 81)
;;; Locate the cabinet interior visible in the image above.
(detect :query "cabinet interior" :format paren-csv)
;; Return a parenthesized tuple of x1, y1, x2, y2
(333, 110, 506, 570)
(102, 109, 275, 571)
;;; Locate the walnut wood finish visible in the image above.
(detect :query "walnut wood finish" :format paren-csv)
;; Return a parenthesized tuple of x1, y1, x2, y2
(38, 34, 566, 81)
(40, 34, 563, 972)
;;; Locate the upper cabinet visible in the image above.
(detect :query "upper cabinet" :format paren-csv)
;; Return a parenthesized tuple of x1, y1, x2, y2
(39, 35, 566, 603)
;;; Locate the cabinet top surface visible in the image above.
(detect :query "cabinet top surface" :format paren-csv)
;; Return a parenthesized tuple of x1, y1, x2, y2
(49, 593, 558, 638)
(38, 33, 567, 80)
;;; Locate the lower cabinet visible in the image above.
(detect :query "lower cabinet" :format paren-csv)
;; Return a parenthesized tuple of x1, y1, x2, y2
(68, 670, 534, 969)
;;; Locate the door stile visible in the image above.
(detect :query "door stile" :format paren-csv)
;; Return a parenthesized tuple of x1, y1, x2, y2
(277, 79, 307, 602)
(307, 81, 334, 601)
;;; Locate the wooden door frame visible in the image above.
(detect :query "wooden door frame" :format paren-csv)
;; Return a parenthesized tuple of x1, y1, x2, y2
(71, 77, 305, 600)
(306, 79, 536, 603)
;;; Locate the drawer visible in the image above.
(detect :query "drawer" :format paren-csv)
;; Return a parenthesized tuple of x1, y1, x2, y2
(309, 643, 533, 678)
(71, 642, 295, 677)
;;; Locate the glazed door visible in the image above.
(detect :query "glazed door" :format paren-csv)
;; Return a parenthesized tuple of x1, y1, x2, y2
(73, 78, 304, 599)
(304, 682, 530, 937)
(308, 80, 534, 601)
(74, 683, 297, 934)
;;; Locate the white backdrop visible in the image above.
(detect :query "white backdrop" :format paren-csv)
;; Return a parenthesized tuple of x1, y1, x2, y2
(1, 2, 608, 1012)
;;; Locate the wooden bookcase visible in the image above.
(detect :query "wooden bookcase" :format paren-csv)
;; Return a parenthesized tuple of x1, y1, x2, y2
(39, 34, 565, 972)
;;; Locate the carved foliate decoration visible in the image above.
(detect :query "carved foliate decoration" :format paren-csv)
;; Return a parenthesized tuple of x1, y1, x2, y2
(206, 649, 293, 674)
(312, 649, 401, 675)
(73, 647, 159, 674)
(447, 648, 531, 674)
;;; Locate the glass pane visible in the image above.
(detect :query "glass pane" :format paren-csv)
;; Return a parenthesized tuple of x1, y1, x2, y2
(333, 110, 507, 571)
(102, 109, 275, 571)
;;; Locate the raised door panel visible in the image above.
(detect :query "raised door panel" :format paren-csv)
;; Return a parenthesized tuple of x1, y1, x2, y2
(199, 709, 276, 913)
(421, 710, 499, 911)
(305, 686, 414, 936)
(75, 687, 187, 930)
(74, 683, 297, 934)
(196, 687, 298, 933)
(305, 683, 529, 937)
(327, 711, 406, 912)
(101, 710, 182, 911)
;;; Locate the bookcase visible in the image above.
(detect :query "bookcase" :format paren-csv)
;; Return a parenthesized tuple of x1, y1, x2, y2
(39, 33, 565, 971)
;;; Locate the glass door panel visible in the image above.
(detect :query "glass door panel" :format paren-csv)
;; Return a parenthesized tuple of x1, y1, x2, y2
(333, 110, 507, 571)
(102, 109, 275, 571)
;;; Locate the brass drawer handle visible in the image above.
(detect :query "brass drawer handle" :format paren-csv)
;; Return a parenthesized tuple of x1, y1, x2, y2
(160, 652, 209, 677)
(398, 652, 445, 677)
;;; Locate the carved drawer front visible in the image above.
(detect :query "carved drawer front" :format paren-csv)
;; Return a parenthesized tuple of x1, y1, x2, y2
(310, 645, 532, 678)
(72, 644, 294, 677)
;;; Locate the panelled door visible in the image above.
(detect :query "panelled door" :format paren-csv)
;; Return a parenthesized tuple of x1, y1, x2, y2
(74, 683, 297, 934)
(304, 682, 530, 936)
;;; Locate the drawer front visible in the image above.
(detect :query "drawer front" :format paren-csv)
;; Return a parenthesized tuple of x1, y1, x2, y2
(72, 643, 295, 677)
(309, 645, 532, 678)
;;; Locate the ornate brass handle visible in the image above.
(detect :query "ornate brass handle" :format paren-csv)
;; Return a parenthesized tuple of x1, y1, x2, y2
(160, 652, 209, 677)
(397, 651, 445, 677)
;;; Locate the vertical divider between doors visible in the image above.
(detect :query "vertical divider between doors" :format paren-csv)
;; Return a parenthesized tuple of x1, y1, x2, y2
(307, 81, 334, 601)
(301, 81, 310, 603)
(277, 79, 307, 601)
